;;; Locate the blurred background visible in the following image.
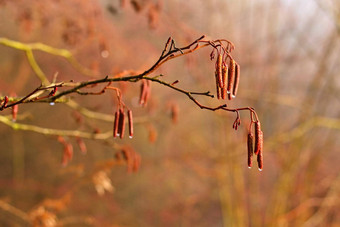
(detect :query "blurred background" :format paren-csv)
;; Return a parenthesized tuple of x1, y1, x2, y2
(1, 0, 340, 226)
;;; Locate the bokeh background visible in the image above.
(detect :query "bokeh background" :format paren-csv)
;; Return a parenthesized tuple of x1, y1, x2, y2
(1, 0, 340, 226)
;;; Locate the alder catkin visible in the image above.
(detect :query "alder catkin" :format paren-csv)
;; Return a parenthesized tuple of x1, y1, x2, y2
(148, 124, 157, 143)
(139, 80, 146, 105)
(215, 71, 221, 99)
(254, 121, 263, 155)
(247, 132, 254, 168)
(76, 137, 87, 154)
(216, 54, 223, 88)
(221, 64, 228, 99)
(232, 63, 240, 98)
(62, 143, 73, 166)
(132, 152, 141, 172)
(66, 143, 73, 161)
(222, 64, 228, 88)
(113, 111, 120, 138)
(227, 59, 235, 95)
(144, 80, 151, 105)
(121, 147, 133, 173)
(254, 120, 264, 170)
(127, 110, 133, 138)
(118, 109, 125, 138)
(61, 151, 68, 167)
(12, 105, 18, 122)
(257, 148, 263, 171)
(140, 80, 151, 106)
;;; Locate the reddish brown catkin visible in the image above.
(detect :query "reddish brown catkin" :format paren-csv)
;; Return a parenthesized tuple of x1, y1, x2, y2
(258, 130, 264, 170)
(135, 155, 141, 172)
(140, 80, 151, 106)
(247, 132, 254, 168)
(76, 137, 87, 154)
(254, 121, 262, 155)
(118, 109, 126, 138)
(228, 92, 232, 100)
(221, 64, 228, 99)
(227, 59, 236, 99)
(148, 124, 157, 143)
(139, 80, 146, 105)
(12, 105, 18, 122)
(216, 54, 223, 88)
(257, 146, 263, 171)
(144, 80, 151, 105)
(62, 150, 68, 166)
(127, 110, 133, 138)
(232, 63, 240, 98)
(121, 148, 133, 173)
(128, 149, 136, 173)
(113, 111, 120, 138)
(62, 143, 73, 166)
(57, 136, 66, 144)
(132, 152, 141, 172)
(215, 71, 221, 99)
(121, 148, 131, 162)
(66, 143, 73, 161)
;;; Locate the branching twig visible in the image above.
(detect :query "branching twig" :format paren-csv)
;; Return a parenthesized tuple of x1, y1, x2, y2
(0, 37, 96, 77)
(0, 36, 263, 169)
(0, 200, 30, 223)
(0, 115, 112, 140)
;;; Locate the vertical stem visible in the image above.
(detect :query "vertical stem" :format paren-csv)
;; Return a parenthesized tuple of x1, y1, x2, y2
(25, 49, 50, 85)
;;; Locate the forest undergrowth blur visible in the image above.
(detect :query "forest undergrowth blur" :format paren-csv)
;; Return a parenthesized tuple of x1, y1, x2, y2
(0, 0, 340, 226)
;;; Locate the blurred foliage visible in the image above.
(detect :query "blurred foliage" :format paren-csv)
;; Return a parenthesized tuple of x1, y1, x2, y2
(1, 0, 340, 226)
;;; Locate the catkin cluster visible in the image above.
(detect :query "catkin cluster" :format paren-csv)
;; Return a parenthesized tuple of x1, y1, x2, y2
(210, 42, 263, 171)
(247, 121, 264, 171)
(113, 108, 134, 139)
(115, 146, 141, 173)
(214, 53, 240, 100)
